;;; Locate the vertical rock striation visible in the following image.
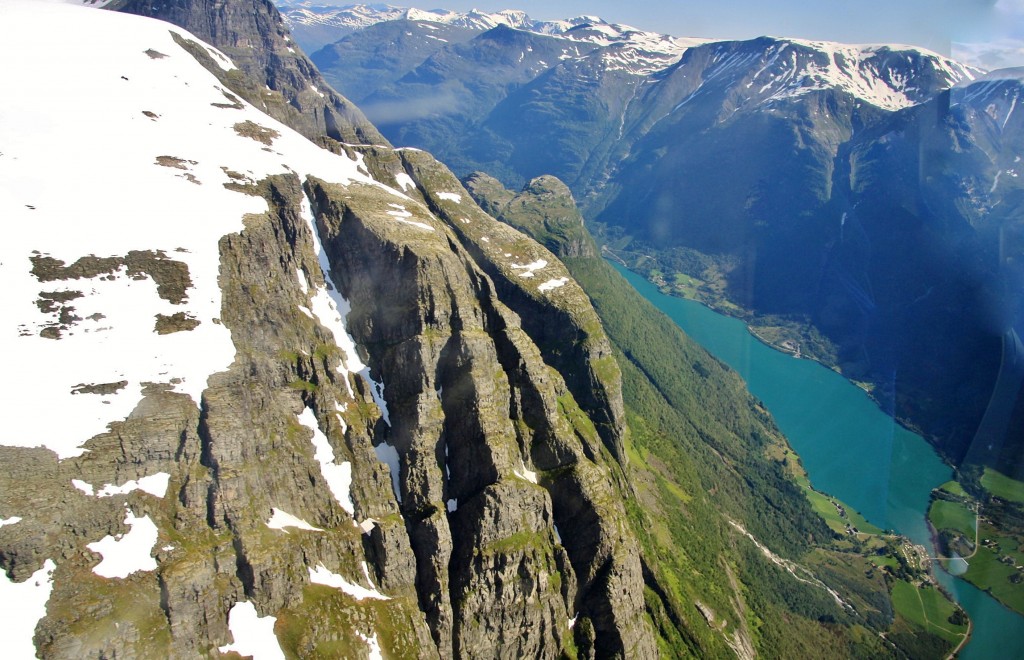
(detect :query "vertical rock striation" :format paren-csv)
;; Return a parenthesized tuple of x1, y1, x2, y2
(305, 167, 655, 657)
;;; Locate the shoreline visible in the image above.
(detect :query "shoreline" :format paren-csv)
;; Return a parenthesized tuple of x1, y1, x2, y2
(606, 259, 1024, 656)
(612, 260, 941, 461)
(947, 616, 973, 659)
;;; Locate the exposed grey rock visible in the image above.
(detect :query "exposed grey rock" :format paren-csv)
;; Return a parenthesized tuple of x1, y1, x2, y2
(392, 153, 627, 463)
(307, 153, 654, 657)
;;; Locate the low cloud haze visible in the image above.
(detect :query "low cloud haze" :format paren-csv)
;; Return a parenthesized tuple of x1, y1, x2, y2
(953, 0, 1024, 69)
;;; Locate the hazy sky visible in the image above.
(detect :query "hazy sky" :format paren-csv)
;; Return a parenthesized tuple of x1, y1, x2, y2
(410, 0, 1024, 68)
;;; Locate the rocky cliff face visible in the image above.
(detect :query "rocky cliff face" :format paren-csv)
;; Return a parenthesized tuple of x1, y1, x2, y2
(0, 2, 653, 657)
(303, 164, 650, 656)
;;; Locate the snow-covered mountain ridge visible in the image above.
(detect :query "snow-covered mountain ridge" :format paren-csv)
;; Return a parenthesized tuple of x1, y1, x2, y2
(671, 37, 980, 112)
(278, 2, 619, 37)
(0, 0, 393, 461)
(280, 2, 705, 70)
(309, 6, 984, 202)
(287, 3, 980, 109)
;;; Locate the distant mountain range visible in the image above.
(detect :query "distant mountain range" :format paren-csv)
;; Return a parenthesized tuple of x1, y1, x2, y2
(277, 1, 699, 54)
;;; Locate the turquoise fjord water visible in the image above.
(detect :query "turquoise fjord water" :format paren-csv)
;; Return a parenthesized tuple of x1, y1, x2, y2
(613, 264, 1024, 659)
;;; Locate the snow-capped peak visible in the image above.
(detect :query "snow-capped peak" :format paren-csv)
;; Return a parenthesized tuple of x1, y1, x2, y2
(678, 37, 982, 112)
(552, 21, 709, 75)
(401, 6, 534, 30)
(278, 3, 406, 32)
(281, 3, 539, 32)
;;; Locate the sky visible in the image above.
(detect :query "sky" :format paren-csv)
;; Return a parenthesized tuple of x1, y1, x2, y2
(407, 0, 1024, 69)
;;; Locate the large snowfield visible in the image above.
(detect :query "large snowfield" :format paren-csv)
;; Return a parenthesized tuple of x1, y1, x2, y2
(0, 0, 402, 460)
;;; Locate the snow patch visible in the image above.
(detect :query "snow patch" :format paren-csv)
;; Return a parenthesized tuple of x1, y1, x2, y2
(538, 277, 569, 292)
(394, 172, 416, 191)
(366, 376, 392, 425)
(397, 218, 436, 231)
(510, 259, 548, 278)
(387, 203, 436, 231)
(513, 461, 538, 484)
(297, 407, 354, 516)
(0, 516, 22, 528)
(266, 507, 323, 533)
(94, 472, 171, 498)
(87, 508, 159, 578)
(447, 498, 458, 512)
(219, 601, 285, 660)
(72, 479, 95, 496)
(308, 563, 390, 601)
(73, 473, 170, 498)
(357, 631, 384, 660)
(334, 400, 349, 433)
(437, 192, 462, 203)
(0, 558, 55, 659)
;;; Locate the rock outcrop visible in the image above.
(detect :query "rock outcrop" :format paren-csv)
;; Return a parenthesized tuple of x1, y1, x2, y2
(390, 158, 627, 463)
(464, 172, 600, 259)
